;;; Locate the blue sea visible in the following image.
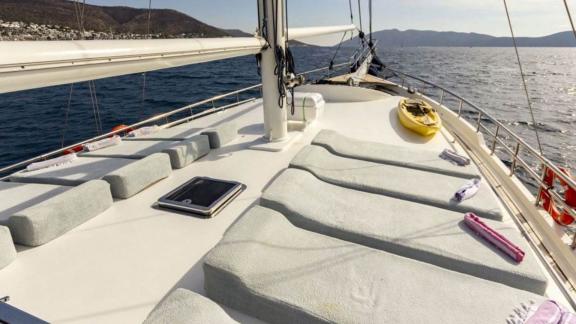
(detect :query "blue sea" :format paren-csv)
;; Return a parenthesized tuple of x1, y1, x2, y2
(1, 47, 574, 177)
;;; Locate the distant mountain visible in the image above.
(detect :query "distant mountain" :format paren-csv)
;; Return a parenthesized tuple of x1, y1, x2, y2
(0, 0, 229, 37)
(224, 29, 253, 37)
(342, 29, 576, 47)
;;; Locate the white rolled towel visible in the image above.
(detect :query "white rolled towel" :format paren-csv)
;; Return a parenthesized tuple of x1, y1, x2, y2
(128, 125, 160, 137)
(83, 135, 121, 152)
(26, 153, 78, 172)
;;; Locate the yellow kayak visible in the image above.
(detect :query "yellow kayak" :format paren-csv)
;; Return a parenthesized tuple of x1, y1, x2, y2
(397, 98, 442, 137)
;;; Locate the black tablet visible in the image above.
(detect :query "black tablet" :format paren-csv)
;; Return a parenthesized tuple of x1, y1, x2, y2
(158, 177, 244, 217)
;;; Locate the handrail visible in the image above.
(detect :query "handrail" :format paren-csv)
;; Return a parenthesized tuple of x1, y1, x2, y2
(0, 83, 262, 176)
(384, 66, 576, 248)
(385, 67, 576, 191)
(0, 62, 353, 177)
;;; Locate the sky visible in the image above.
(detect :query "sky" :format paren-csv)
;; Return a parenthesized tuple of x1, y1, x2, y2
(87, 0, 575, 45)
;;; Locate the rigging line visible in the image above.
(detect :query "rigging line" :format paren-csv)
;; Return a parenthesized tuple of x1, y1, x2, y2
(60, 84, 75, 148)
(87, 82, 100, 135)
(502, 0, 543, 154)
(357, 0, 363, 32)
(92, 81, 104, 134)
(140, 0, 153, 119)
(348, 0, 354, 24)
(563, 0, 576, 41)
(88, 81, 103, 134)
(348, 0, 354, 41)
(368, 0, 372, 44)
(329, 31, 349, 70)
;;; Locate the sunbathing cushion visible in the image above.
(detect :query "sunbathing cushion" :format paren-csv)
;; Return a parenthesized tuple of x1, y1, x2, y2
(261, 168, 547, 294)
(5, 180, 112, 246)
(204, 206, 542, 324)
(312, 129, 479, 178)
(80, 137, 209, 169)
(143, 288, 238, 324)
(290, 145, 503, 220)
(124, 125, 203, 141)
(161, 135, 210, 169)
(10, 154, 172, 199)
(201, 123, 238, 148)
(0, 226, 17, 270)
(10, 157, 135, 186)
(102, 153, 172, 199)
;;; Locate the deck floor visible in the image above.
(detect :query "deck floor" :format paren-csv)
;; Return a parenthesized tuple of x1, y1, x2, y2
(0, 86, 567, 323)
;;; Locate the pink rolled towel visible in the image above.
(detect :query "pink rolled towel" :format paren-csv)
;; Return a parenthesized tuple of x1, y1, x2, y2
(464, 212, 525, 263)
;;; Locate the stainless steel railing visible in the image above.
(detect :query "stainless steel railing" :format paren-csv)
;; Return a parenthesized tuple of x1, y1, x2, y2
(0, 62, 351, 178)
(0, 83, 262, 177)
(384, 67, 576, 247)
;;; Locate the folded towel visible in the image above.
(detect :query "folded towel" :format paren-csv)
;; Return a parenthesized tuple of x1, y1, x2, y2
(454, 178, 481, 201)
(464, 213, 525, 262)
(507, 300, 575, 324)
(83, 135, 121, 152)
(128, 125, 160, 137)
(439, 148, 471, 166)
(26, 153, 78, 172)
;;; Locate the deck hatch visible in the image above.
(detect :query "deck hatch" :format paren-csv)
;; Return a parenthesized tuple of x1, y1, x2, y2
(158, 177, 244, 217)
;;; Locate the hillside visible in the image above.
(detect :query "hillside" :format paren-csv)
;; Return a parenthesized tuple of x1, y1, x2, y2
(0, 0, 229, 37)
(342, 29, 576, 47)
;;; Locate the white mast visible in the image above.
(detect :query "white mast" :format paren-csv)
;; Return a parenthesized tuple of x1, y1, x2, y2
(258, 0, 288, 142)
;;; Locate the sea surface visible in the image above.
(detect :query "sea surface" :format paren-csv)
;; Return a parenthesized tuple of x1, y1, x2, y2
(1, 47, 574, 180)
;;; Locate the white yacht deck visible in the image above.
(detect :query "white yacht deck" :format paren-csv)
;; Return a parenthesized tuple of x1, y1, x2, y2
(0, 86, 568, 323)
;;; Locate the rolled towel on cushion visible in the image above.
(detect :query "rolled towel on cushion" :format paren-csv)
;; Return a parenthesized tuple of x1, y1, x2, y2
(464, 212, 525, 263)
(83, 135, 121, 152)
(26, 153, 78, 172)
(507, 300, 574, 324)
(440, 148, 471, 166)
(454, 178, 481, 202)
(128, 125, 160, 138)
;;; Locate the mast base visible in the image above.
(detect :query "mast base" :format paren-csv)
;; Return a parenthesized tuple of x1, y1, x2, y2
(249, 132, 302, 152)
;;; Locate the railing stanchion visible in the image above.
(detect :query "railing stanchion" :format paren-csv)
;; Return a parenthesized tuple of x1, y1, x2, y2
(439, 89, 445, 105)
(491, 125, 500, 155)
(510, 142, 521, 176)
(535, 163, 547, 206)
(457, 99, 463, 117)
(476, 112, 483, 132)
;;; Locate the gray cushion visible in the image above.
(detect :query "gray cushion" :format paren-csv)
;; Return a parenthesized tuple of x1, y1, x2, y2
(290, 145, 503, 220)
(144, 288, 238, 324)
(312, 129, 479, 178)
(161, 135, 210, 169)
(204, 206, 542, 324)
(8, 180, 113, 246)
(261, 168, 547, 294)
(10, 154, 172, 199)
(102, 153, 172, 199)
(0, 226, 16, 270)
(10, 157, 135, 186)
(80, 138, 209, 169)
(201, 122, 238, 148)
(124, 125, 203, 141)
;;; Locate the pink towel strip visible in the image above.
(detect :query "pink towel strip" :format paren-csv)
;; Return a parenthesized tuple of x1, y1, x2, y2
(464, 212, 525, 262)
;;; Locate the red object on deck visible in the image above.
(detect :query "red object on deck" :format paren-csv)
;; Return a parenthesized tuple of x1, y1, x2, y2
(63, 145, 83, 155)
(538, 166, 576, 226)
(111, 124, 133, 136)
